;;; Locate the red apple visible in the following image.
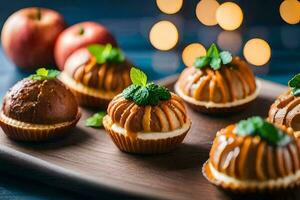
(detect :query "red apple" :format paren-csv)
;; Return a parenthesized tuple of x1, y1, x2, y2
(54, 21, 117, 70)
(1, 7, 66, 71)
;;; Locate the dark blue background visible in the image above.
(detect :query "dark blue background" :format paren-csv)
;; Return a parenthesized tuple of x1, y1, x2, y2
(0, 0, 299, 199)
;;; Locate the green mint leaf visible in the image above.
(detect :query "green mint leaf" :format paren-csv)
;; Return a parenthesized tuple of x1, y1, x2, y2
(291, 87, 300, 96)
(288, 74, 300, 88)
(29, 68, 60, 81)
(36, 68, 48, 76)
(207, 43, 219, 58)
(122, 84, 140, 100)
(194, 56, 210, 69)
(85, 112, 106, 128)
(130, 67, 147, 86)
(234, 116, 291, 146)
(133, 87, 149, 105)
(220, 51, 232, 64)
(87, 44, 124, 64)
(156, 86, 171, 100)
(210, 57, 221, 70)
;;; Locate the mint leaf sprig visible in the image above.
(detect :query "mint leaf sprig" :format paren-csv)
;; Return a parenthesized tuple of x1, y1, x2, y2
(29, 68, 60, 81)
(194, 43, 232, 70)
(122, 68, 171, 106)
(85, 111, 106, 128)
(288, 74, 300, 96)
(233, 116, 291, 146)
(87, 44, 125, 64)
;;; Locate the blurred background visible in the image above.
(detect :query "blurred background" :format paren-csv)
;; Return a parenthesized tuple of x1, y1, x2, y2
(0, 0, 299, 199)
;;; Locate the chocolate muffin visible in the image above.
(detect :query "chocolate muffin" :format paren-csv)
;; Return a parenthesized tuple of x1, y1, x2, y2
(203, 116, 300, 192)
(269, 74, 300, 137)
(103, 67, 191, 154)
(175, 44, 259, 114)
(0, 68, 81, 141)
(59, 44, 131, 108)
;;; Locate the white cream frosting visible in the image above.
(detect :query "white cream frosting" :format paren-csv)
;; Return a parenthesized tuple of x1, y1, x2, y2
(111, 120, 191, 140)
(208, 162, 300, 188)
(59, 72, 116, 99)
(174, 80, 261, 108)
(0, 111, 79, 130)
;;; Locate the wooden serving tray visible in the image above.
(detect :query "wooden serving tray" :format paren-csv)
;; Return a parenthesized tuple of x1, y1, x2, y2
(0, 76, 299, 200)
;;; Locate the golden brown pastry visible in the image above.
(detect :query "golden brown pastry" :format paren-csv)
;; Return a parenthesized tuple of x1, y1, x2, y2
(103, 67, 191, 154)
(203, 116, 299, 191)
(269, 74, 300, 137)
(175, 44, 259, 114)
(0, 68, 81, 141)
(60, 44, 131, 108)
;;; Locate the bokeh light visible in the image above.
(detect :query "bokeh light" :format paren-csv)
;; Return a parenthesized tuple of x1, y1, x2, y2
(279, 0, 300, 25)
(216, 2, 243, 31)
(196, 0, 220, 26)
(217, 31, 242, 54)
(243, 38, 271, 66)
(156, 0, 183, 14)
(149, 21, 179, 51)
(182, 43, 206, 67)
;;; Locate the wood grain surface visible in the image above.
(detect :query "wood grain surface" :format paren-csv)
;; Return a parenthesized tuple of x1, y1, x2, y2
(0, 76, 299, 200)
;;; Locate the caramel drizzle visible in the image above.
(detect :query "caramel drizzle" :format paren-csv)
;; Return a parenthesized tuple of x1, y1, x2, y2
(71, 57, 131, 93)
(269, 91, 300, 131)
(177, 58, 256, 103)
(209, 125, 299, 181)
(107, 93, 188, 136)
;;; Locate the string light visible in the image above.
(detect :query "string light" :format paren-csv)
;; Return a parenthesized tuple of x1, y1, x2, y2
(216, 2, 243, 31)
(149, 21, 179, 51)
(196, 0, 219, 26)
(182, 43, 206, 67)
(243, 38, 271, 66)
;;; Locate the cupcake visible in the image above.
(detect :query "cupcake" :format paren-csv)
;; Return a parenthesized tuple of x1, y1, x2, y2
(0, 68, 81, 141)
(202, 116, 300, 192)
(175, 44, 259, 114)
(269, 74, 300, 137)
(103, 67, 191, 154)
(59, 44, 131, 108)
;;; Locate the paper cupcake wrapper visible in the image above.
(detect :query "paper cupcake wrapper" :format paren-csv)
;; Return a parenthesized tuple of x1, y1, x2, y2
(202, 160, 300, 192)
(105, 128, 188, 154)
(70, 88, 111, 109)
(0, 113, 81, 142)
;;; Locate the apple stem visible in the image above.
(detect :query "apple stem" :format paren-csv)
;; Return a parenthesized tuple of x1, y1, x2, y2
(36, 8, 41, 20)
(78, 26, 85, 35)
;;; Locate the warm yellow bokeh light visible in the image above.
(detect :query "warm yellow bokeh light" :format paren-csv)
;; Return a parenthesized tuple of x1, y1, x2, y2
(217, 31, 242, 54)
(182, 43, 207, 67)
(216, 2, 243, 31)
(279, 0, 300, 25)
(149, 21, 179, 51)
(156, 0, 183, 14)
(243, 38, 271, 66)
(196, 0, 220, 26)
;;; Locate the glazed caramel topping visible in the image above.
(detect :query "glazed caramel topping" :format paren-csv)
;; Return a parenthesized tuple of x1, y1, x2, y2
(177, 57, 256, 103)
(107, 93, 188, 133)
(209, 124, 299, 181)
(269, 90, 300, 132)
(64, 48, 131, 94)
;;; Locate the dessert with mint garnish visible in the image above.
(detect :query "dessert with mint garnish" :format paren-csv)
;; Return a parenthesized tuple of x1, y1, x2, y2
(0, 68, 81, 141)
(175, 43, 259, 114)
(59, 44, 131, 108)
(103, 67, 191, 154)
(269, 73, 300, 137)
(202, 116, 300, 191)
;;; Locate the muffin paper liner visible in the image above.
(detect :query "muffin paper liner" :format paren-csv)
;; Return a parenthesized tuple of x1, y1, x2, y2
(70, 88, 111, 109)
(202, 160, 300, 192)
(104, 126, 188, 154)
(0, 112, 81, 142)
